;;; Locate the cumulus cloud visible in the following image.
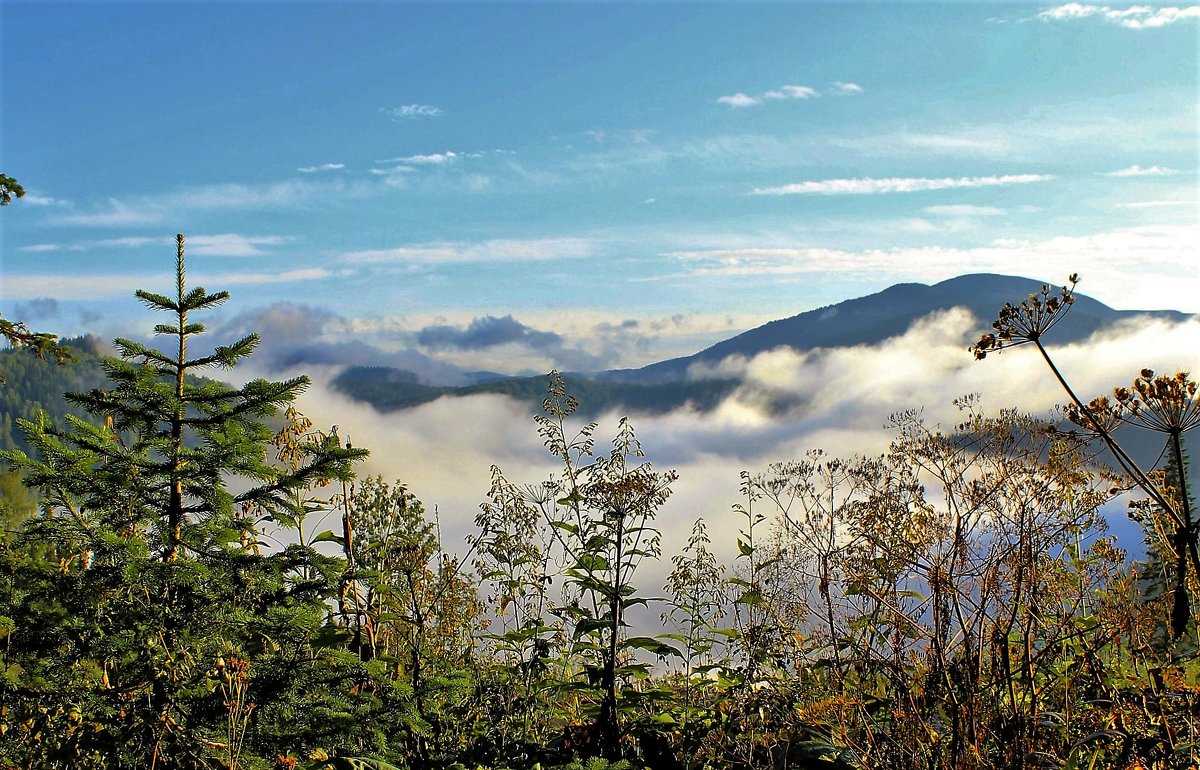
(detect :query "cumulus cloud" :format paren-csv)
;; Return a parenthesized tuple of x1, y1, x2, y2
(751, 173, 1054, 196)
(416, 315, 563, 352)
(413, 315, 607, 372)
(1038, 3, 1200, 28)
(339, 237, 594, 265)
(381, 104, 444, 119)
(213, 302, 468, 384)
(213, 305, 651, 383)
(297, 162, 345, 173)
(1100, 164, 1181, 177)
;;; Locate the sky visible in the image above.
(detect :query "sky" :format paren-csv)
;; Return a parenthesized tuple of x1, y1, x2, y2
(1, 1, 1197, 378)
(2, 1, 1199, 591)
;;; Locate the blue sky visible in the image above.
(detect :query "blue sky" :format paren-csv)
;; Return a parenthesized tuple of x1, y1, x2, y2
(2, 1, 1197, 376)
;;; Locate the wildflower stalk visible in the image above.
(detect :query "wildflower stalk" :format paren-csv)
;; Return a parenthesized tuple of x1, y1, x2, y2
(974, 275, 1200, 637)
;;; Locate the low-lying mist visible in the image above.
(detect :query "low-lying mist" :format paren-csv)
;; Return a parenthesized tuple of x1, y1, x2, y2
(273, 309, 1199, 592)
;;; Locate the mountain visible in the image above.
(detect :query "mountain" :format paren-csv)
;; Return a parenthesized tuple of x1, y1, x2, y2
(333, 274, 1191, 415)
(602, 274, 1190, 384)
(4, 275, 1190, 425)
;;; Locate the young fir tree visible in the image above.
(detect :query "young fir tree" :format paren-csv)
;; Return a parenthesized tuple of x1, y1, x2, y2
(0, 235, 367, 769)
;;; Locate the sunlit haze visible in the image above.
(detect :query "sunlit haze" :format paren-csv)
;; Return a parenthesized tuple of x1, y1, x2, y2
(2, 2, 1196, 376)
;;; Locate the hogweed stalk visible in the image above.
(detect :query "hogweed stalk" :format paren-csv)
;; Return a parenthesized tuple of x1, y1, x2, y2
(973, 275, 1200, 639)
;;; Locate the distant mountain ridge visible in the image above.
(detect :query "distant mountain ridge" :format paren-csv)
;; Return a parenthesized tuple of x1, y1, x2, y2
(333, 273, 1192, 415)
(601, 274, 1189, 384)
(2, 276, 1189, 430)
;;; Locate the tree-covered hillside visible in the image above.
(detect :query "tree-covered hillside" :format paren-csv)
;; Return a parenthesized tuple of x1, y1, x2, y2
(0, 336, 111, 454)
(332, 365, 741, 417)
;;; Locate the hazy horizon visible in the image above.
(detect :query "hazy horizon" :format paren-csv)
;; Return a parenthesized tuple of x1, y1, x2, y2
(3, 2, 1197, 377)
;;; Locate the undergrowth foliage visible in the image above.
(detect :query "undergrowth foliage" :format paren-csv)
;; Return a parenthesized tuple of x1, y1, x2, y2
(1, 253, 1197, 769)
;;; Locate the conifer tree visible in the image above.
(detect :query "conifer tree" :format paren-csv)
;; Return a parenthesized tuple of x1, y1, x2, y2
(0, 235, 367, 768)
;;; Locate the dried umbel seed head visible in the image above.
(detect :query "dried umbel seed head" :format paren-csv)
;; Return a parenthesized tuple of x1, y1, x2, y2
(1112, 369, 1200, 435)
(1065, 395, 1124, 436)
(972, 274, 1078, 360)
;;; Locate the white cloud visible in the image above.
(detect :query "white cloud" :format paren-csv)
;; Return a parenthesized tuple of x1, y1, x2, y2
(339, 237, 595, 265)
(763, 84, 818, 100)
(751, 173, 1054, 196)
(18, 243, 61, 252)
(14, 234, 292, 257)
(173, 180, 336, 210)
(1100, 164, 1181, 177)
(1116, 199, 1199, 208)
(665, 222, 1200, 311)
(52, 198, 164, 227)
(1039, 3, 1105, 20)
(206, 268, 337, 286)
(830, 81, 864, 94)
(20, 194, 66, 206)
(343, 307, 768, 373)
(717, 92, 761, 108)
(297, 162, 346, 173)
(1, 273, 173, 300)
(2, 266, 335, 300)
(719, 84, 822, 108)
(187, 234, 293, 257)
(1038, 4, 1200, 28)
(381, 104, 444, 119)
(91, 236, 162, 249)
(382, 152, 459, 165)
(49, 179, 362, 227)
(923, 204, 1007, 216)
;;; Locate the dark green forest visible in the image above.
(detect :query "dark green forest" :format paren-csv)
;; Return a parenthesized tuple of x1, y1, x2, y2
(1, 245, 1197, 770)
(0, 336, 111, 456)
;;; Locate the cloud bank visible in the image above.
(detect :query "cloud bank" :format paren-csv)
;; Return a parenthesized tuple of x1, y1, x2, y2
(282, 310, 1200, 594)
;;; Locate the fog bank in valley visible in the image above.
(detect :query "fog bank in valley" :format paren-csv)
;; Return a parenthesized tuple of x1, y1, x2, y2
(278, 310, 1200, 590)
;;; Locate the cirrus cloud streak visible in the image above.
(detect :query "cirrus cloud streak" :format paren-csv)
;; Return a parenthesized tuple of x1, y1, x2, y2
(751, 173, 1054, 196)
(339, 237, 595, 265)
